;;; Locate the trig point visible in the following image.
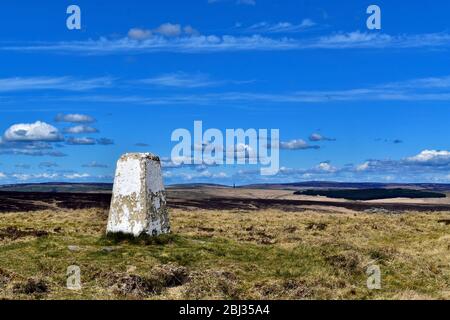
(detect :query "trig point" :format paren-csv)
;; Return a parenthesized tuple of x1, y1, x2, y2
(106, 153, 170, 237)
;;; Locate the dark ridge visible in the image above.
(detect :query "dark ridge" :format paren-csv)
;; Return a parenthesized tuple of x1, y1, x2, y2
(294, 188, 447, 201)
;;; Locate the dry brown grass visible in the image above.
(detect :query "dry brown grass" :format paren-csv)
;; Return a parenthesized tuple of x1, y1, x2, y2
(0, 207, 449, 300)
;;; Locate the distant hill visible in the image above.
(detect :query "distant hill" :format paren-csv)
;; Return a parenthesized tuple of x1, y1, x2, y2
(0, 182, 229, 193)
(0, 183, 113, 193)
(1, 181, 449, 193)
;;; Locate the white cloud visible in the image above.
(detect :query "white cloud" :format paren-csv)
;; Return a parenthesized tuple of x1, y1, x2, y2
(55, 113, 95, 124)
(0, 172, 6, 179)
(127, 23, 198, 41)
(63, 125, 98, 134)
(382, 75, 450, 90)
(6, 172, 108, 182)
(53, 71, 450, 105)
(64, 173, 90, 179)
(12, 173, 59, 181)
(406, 150, 450, 165)
(280, 139, 320, 150)
(309, 133, 336, 142)
(3, 121, 63, 142)
(214, 172, 228, 178)
(154, 23, 182, 37)
(356, 162, 370, 172)
(0, 76, 112, 92)
(7, 31, 450, 55)
(316, 162, 336, 173)
(128, 28, 152, 40)
(244, 19, 316, 34)
(66, 137, 96, 145)
(140, 72, 218, 88)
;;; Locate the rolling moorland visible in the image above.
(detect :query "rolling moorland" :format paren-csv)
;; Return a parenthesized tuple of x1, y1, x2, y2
(0, 182, 449, 300)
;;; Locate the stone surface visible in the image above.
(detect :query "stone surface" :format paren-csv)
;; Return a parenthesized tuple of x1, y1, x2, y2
(106, 153, 170, 237)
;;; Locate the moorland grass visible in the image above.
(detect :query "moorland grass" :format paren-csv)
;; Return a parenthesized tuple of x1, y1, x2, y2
(0, 208, 448, 300)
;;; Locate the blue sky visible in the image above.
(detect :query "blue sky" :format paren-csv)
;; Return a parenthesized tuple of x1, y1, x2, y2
(0, 0, 450, 185)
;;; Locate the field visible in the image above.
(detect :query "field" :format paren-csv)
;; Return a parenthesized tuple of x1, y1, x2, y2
(0, 186, 449, 300)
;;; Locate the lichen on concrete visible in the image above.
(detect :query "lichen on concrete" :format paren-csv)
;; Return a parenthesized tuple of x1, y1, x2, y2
(106, 153, 170, 237)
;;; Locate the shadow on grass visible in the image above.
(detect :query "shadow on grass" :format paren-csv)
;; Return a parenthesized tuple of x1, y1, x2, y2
(102, 232, 179, 246)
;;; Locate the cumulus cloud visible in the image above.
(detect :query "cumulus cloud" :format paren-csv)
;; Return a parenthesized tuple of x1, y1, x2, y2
(234, 148, 450, 184)
(316, 162, 337, 173)
(3, 121, 63, 142)
(0, 133, 67, 157)
(352, 150, 450, 178)
(55, 113, 96, 124)
(406, 150, 450, 166)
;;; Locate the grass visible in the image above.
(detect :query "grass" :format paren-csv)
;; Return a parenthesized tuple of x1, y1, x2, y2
(0, 207, 449, 300)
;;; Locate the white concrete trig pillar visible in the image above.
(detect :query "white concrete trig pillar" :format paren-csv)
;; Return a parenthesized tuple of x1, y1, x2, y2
(106, 153, 170, 237)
